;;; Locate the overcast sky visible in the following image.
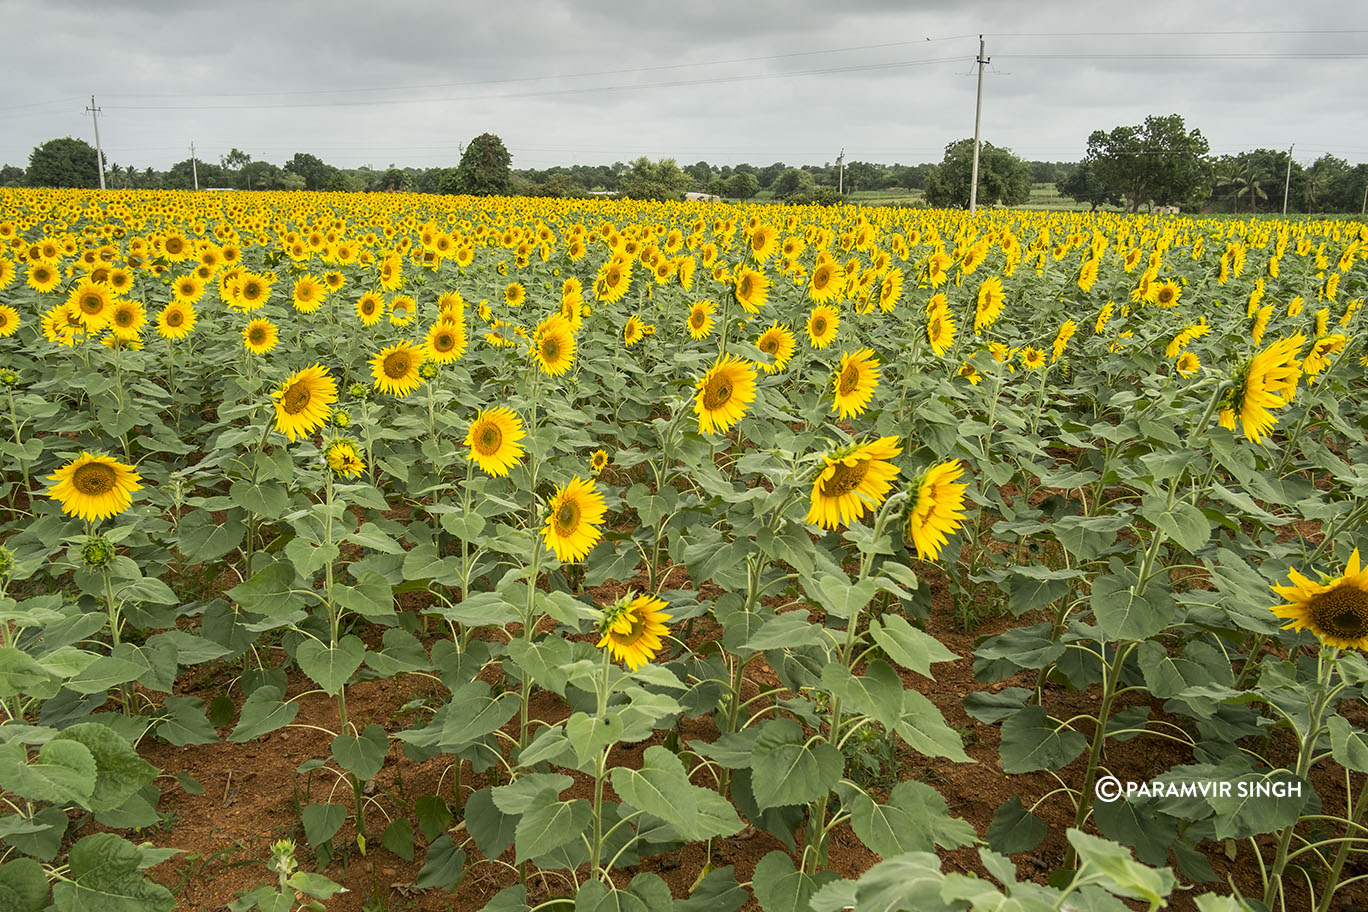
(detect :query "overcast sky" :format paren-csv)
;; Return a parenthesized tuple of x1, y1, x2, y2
(1, 0, 1364, 174)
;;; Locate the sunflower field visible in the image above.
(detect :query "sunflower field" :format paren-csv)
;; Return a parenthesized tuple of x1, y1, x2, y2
(0, 187, 1365, 912)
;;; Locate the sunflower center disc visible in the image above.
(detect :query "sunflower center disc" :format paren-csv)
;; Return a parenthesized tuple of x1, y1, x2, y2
(249, 328, 267, 345)
(1310, 585, 1368, 641)
(73, 463, 117, 495)
(383, 353, 411, 379)
(821, 460, 871, 498)
(282, 382, 311, 415)
(542, 339, 560, 361)
(703, 378, 732, 409)
(837, 364, 860, 395)
(813, 318, 827, 334)
(477, 425, 502, 455)
(555, 501, 580, 535)
(81, 295, 102, 314)
(167, 311, 184, 327)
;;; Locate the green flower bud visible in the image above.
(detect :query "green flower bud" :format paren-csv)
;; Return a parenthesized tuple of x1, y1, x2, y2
(0, 545, 15, 578)
(80, 535, 115, 569)
(419, 360, 438, 380)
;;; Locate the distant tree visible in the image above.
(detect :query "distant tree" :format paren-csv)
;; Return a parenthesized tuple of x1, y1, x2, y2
(687, 160, 712, 187)
(1059, 160, 1120, 211)
(241, 160, 286, 190)
(922, 139, 1032, 208)
(280, 172, 307, 191)
(620, 157, 692, 200)
(454, 133, 512, 195)
(772, 167, 817, 199)
(889, 163, 933, 190)
(756, 162, 786, 189)
(1084, 114, 1212, 212)
(706, 177, 729, 198)
(728, 171, 760, 200)
(1303, 154, 1363, 212)
(222, 148, 251, 173)
(284, 153, 338, 191)
(380, 167, 408, 191)
(165, 158, 229, 190)
(843, 161, 883, 193)
(28, 137, 100, 188)
(1, 164, 25, 187)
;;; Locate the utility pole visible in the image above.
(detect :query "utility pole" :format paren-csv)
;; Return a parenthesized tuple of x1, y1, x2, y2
(969, 36, 988, 214)
(1282, 143, 1294, 215)
(85, 95, 106, 191)
(190, 142, 199, 191)
(837, 148, 845, 195)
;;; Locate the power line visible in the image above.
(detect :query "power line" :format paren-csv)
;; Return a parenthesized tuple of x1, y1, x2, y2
(101, 55, 965, 112)
(99, 35, 980, 102)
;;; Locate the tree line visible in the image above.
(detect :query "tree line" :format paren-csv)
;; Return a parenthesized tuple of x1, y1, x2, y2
(6, 116, 1367, 214)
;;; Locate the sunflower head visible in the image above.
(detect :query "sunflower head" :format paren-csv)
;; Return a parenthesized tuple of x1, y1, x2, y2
(905, 460, 969, 561)
(46, 452, 143, 523)
(465, 407, 526, 477)
(596, 592, 672, 671)
(542, 476, 607, 563)
(1271, 549, 1368, 650)
(805, 437, 903, 531)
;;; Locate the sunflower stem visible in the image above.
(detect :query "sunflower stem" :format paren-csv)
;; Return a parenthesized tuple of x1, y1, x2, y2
(1314, 757, 1368, 912)
(1266, 647, 1338, 909)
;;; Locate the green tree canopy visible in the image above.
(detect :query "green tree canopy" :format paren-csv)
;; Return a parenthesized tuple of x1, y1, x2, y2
(772, 167, 816, 200)
(620, 157, 691, 201)
(1084, 114, 1212, 212)
(28, 137, 100, 188)
(728, 171, 760, 200)
(1059, 160, 1121, 211)
(453, 133, 512, 196)
(922, 139, 1032, 209)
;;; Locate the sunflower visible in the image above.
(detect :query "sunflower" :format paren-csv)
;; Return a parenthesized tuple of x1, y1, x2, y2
(1219, 333, 1304, 443)
(926, 297, 955, 356)
(975, 276, 1004, 333)
(108, 300, 145, 341)
(271, 364, 338, 442)
(68, 281, 111, 331)
(1173, 351, 1200, 376)
(594, 260, 631, 303)
(0, 305, 20, 338)
(26, 263, 61, 293)
(173, 274, 204, 304)
(1149, 280, 1181, 309)
(877, 268, 904, 312)
(832, 349, 880, 421)
(542, 476, 608, 563)
(906, 460, 969, 560)
(423, 321, 468, 364)
(1051, 320, 1078, 363)
(687, 300, 716, 340)
(356, 292, 385, 326)
(805, 437, 903, 530)
(1271, 549, 1368, 650)
(755, 322, 795, 374)
(465, 407, 526, 477)
(370, 341, 423, 396)
(695, 355, 757, 435)
(1304, 334, 1347, 382)
(534, 314, 576, 376)
(733, 267, 770, 313)
(590, 448, 610, 473)
(325, 439, 366, 479)
(0, 257, 14, 291)
(235, 272, 272, 311)
(748, 224, 779, 263)
(1020, 346, 1046, 370)
(243, 318, 278, 355)
(798, 308, 834, 352)
(292, 275, 326, 313)
(389, 295, 417, 326)
(46, 452, 143, 522)
(157, 301, 197, 340)
(504, 282, 527, 308)
(596, 592, 672, 671)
